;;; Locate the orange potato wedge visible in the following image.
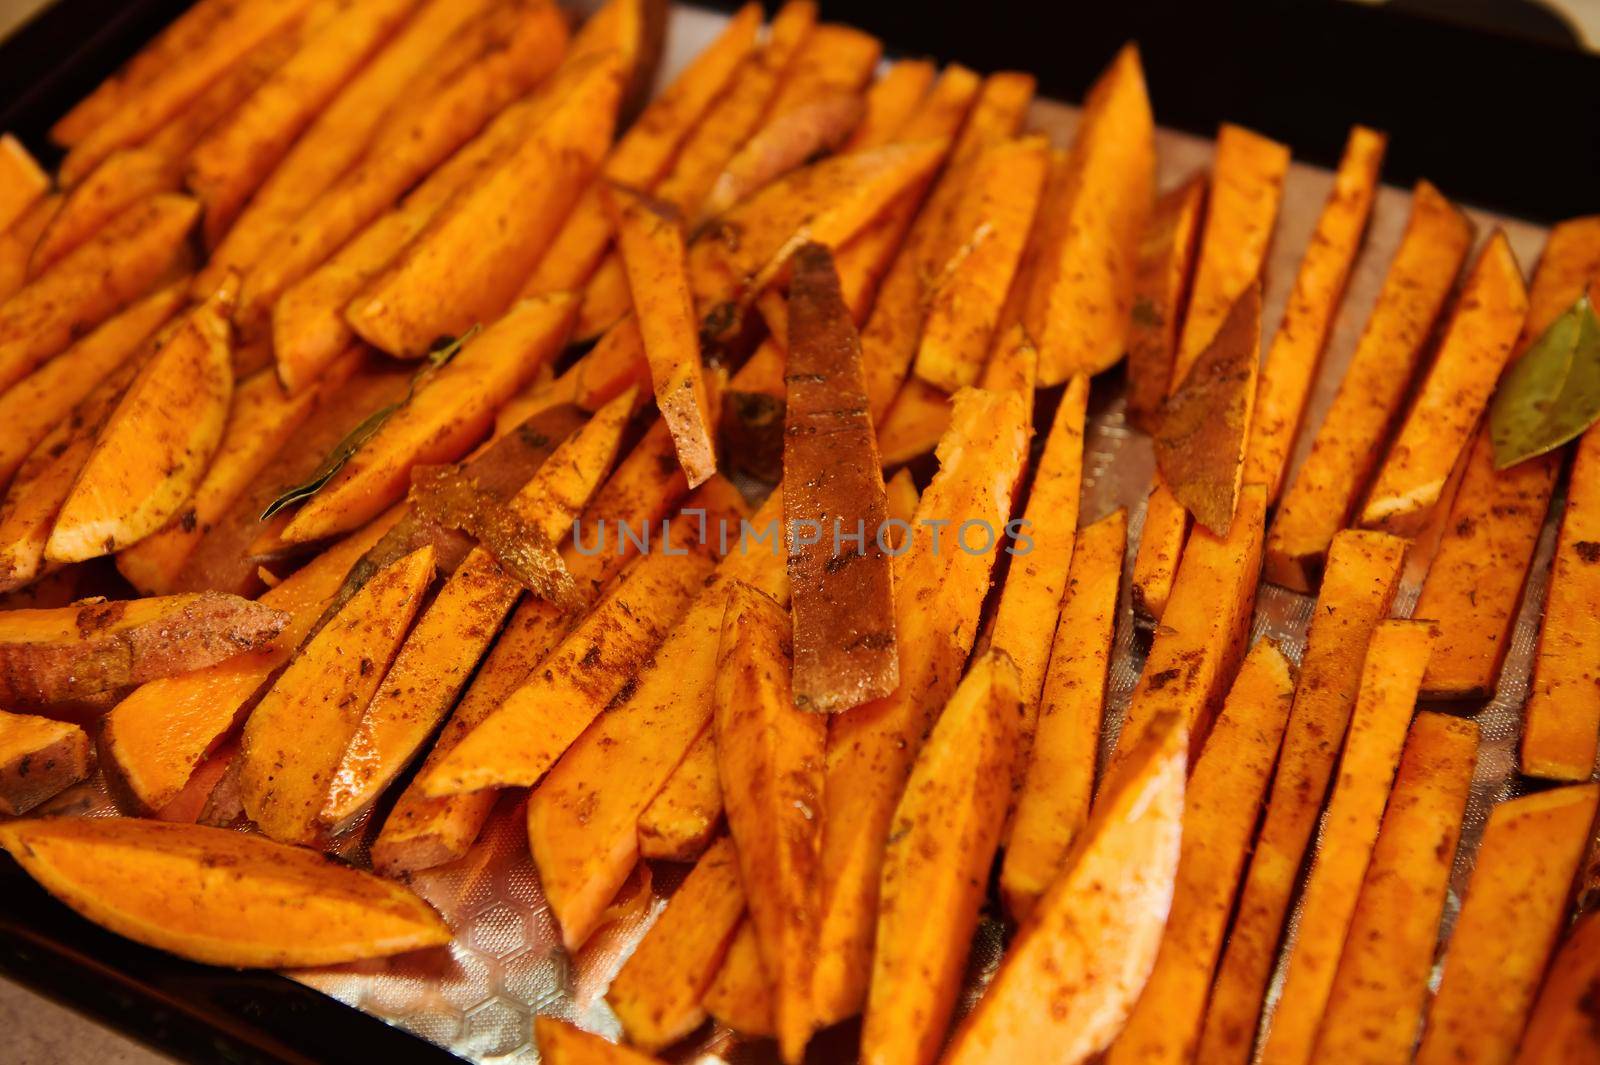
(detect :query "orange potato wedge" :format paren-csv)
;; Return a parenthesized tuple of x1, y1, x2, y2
(46, 283, 234, 562)
(29, 149, 181, 277)
(1198, 529, 1408, 1065)
(0, 709, 91, 815)
(0, 817, 449, 966)
(841, 58, 935, 153)
(1311, 712, 1479, 1064)
(1001, 507, 1126, 920)
(875, 378, 953, 466)
(238, 544, 435, 845)
(697, 89, 866, 224)
(535, 1016, 664, 1065)
(762, 22, 880, 118)
(0, 193, 61, 303)
(703, 920, 776, 1037)
(1514, 911, 1600, 1065)
(1123, 172, 1207, 429)
(1105, 640, 1295, 1065)
(1265, 181, 1474, 591)
(943, 711, 1185, 1065)
(0, 591, 287, 708)
(636, 724, 722, 862)
(1415, 784, 1600, 1065)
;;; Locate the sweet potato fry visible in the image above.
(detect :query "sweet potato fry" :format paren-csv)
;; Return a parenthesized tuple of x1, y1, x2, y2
(977, 320, 1039, 398)
(945, 711, 1185, 1065)
(1265, 181, 1474, 590)
(185, 0, 418, 247)
(59, 0, 319, 185)
(29, 150, 180, 279)
(348, 54, 622, 358)
(520, 2, 761, 300)
(535, 1017, 664, 1065)
(46, 283, 234, 562)
(637, 725, 722, 862)
(813, 387, 1028, 1024)
(605, 183, 717, 487)
(0, 709, 91, 815)
(102, 515, 398, 813)
(875, 379, 952, 466)
(764, 22, 880, 118)
(784, 242, 896, 711)
(1001, 507, 1125, 920)
(0, 817, 448, 966)
(843, 59, 935, 153)
(1515, 911, 1600, 1065)
(0, 194, 60, 303)
(698, 90, 865, 225)
(1360, 232, 1529, 534)
(1413, 425, 1559, 699)
(859, 71, 1032, 418)
(1027, 45, 1156, 384)
(1110, 485, 1267, 767)
(0, 283, 184, 488)
(195, 0, 493, 292)
(1311, 712, 1478, 1063)
(1243, 126, 1386, 499)
(1258, 621, 1437, 1065)
(1131, 123, 1287, 619)
(1415, 784, 1600, 1065)
(713, 582, 823, 1061)
(703, 920, 775, 1037)
(0, 194, 197, 395)
(913, 135, 1049, 392)
(281, 292, 578, 543)
(315, 393, 632, 832)
(987, 374, 1089, 747)
(1105, 641, 1294, 1065)
(864, 651, 1023, 1065)
(235, 0, 569, 335)
(523, 493, 789, 946)
(238, 544, 435, 845)
(422, 482, 743, 795)
(1125, 174, 1207, 429)
(1197, 528, 1408, 1065)
(116, 369, 323, 594)
(607, 834, 745, 1051)
(0, 592, 287, 707)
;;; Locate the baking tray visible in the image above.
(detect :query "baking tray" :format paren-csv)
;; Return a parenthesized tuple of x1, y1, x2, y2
(1, 2, 1596, 1063)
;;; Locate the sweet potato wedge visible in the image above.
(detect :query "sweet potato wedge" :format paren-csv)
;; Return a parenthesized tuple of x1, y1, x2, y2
(102, 515, 399, 813)
(864, 651, 1023, 1065)
(1412, 425, 1559, 699)
(1514, 912, 1600, 1065)
(347, 54, 622, 358)
(421, 482, 743, 795)
(637, 724, 722, 862)
(315, 391, 632, 832)
(1415, 784, 1600, 1065)
(0, 193, 60, 303)
(46, 282, 234, 562)
(196, 0, 493, 293)
(30, 149, 181, 278)
(0, 591, 287, 707)
(987, 374, 1089, 758)
(1311, 712, 1478, 1064)
(698, 90, 866, 226)
(813, 386, 1028, 1024)
(763, 22, 880, 118)
(235, 0, 569, 335)
(116, 368, 323, 594)
(1258, 621, 1437, 1065)
(0, 817, 449, 966)
(607, 834, 745, 1051)
(238, 544, 435, 845)
(0, 709, 91, 815)
(842, 59, 935, 153)
(281, 292, 578, 543)
(1000, 508, 1126, 919)
(1122, 173, 1207, 429)
(913, 135, 1049, 392)
(1105, 640, 1295, 1065)
(944, 711, 1185, 1065)
(0, 283, 184, 488)
(1110, 485, 1267, 767)
(1026, 45, 1155, 384)
(1243, 126, 1386, 498)
(784, 242, 897, 711)
(605, 183, 718, 487)
(1197, 528, 1408, 1065)
(524, 493, 789, 948)
(714, 581, 823, 1062)
(1360, 231, 1529, 534)
(703, 920, 776, 1037)
(536, 1017, 664, 1065)
(185, 0, 418, 247)
(0, 194, 197, 395)
(1265, 180, 1474, 591)
(875, 379, 953, 467)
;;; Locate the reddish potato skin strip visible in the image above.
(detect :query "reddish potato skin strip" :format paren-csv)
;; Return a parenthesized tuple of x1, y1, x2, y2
(785, 243, 897, 713)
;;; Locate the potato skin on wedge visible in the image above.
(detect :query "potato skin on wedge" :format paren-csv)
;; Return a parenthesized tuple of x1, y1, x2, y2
(0, 817, 449, 967)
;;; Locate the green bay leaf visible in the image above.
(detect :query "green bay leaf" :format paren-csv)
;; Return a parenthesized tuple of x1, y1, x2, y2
(1489, 294, 1600, 469)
